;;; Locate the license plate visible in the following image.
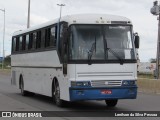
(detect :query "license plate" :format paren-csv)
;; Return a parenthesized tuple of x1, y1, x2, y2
(101, 90, 112, 94)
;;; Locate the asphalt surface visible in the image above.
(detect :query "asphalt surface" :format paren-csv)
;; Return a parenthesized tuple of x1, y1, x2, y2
(0, 71, 160, 120)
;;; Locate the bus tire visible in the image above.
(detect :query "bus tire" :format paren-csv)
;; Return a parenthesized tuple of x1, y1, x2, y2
(105, 99, 118, 107)
(20, 77, 28, 96)
(53, 81, 65, 107)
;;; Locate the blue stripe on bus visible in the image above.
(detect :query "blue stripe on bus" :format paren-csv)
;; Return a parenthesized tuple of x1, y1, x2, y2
(69, 86, 137, 101)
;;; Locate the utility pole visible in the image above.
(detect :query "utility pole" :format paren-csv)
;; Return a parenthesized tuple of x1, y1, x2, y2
(57, 4, 65, 44)
(0, 8, 5, 70)
(151, 1, 160, 79)
(57, 4, 65, 20)
(27, 0, 30, 28)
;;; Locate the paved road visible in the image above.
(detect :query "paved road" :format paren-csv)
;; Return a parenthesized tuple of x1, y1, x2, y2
(0, 71, 159, 120)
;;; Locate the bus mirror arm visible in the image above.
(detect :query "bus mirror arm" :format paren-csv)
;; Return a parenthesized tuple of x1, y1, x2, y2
(134, 33, 140, 49)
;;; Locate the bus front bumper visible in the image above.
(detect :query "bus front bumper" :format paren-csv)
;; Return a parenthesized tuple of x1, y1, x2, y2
(69, 86, 137, 101)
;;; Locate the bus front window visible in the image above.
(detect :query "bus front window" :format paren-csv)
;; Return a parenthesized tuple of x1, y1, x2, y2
(69, 25, 105, 60)
(69, 25, 135, 62)
(104, 25, 135, 60)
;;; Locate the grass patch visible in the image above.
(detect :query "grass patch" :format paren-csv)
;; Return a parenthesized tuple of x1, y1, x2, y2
(0, 69, 11, 75)
(138, 79, 160, 94)
(138, 73, 155, 79)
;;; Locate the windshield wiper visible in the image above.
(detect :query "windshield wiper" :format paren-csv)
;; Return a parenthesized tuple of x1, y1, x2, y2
(106, 48, 124, 65)
(88, 36, 97, 65)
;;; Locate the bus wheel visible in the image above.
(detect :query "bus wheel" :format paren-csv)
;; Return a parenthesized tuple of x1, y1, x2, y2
(53, 81, 65, 107)
(20, 77, 28, 96)
(105, 99, 118, 107)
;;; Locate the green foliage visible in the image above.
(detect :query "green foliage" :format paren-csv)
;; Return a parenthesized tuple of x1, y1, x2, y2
(4, 55, 11, 65)
(0, 55, 11, 69)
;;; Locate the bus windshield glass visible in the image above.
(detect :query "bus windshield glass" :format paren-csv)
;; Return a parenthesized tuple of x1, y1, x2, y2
(69, 25, 135, 62)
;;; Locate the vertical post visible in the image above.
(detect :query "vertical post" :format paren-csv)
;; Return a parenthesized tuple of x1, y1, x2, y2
(56, 4, 65, 47)
(150, 1, 160, 79)
(157, 14, 160, 79)
(59, 5, 63, 19)
(57, 4, 65, 22)
(0, 9, 5, 70)
(2, 9, 5, 70)
(27, 0, 30, 28)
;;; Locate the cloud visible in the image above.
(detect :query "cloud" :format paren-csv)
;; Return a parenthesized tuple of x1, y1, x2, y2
(30, 14, 49, 26)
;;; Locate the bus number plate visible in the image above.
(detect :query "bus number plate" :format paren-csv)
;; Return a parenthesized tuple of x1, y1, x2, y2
(101, 90, 112, 94)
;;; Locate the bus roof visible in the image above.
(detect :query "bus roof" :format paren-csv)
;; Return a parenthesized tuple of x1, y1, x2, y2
(13, 14, 132, 36)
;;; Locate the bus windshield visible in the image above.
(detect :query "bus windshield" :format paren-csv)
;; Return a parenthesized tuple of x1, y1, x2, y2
(69, 25, 135, 62)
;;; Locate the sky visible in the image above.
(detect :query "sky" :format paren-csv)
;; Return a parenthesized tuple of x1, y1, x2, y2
(0, 0, 158, 62)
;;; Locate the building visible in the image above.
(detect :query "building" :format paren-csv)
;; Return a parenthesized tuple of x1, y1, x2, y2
(138, 62, 156, 74)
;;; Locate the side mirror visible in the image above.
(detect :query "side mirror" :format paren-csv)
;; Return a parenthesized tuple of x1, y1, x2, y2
(134, 33, 140, 49)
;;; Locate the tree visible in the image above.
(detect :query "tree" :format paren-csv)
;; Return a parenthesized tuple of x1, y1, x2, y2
(4, 55, 11, 66)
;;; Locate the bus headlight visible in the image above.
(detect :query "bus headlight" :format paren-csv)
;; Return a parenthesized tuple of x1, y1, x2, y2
(130, 81, 136, 86)
(122, 81, 129, 86)
(122, 80, 136, 86)
(71, 81, 91, 87)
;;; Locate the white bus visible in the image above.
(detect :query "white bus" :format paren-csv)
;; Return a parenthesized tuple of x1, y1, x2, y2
(11, 14, 139, 107)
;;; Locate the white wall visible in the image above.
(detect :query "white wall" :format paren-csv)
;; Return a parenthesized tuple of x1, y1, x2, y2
(138, 62, 156, 74)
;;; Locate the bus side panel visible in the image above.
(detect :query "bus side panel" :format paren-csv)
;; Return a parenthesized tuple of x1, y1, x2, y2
(57, 69, 70, 101)
(23, 68, 41, 94)
(11, 51, 70, 101)
(11, 67, 22, 89)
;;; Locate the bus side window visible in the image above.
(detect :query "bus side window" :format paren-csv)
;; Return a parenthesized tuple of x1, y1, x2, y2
(12, 37, 16, 52)
(50, 27, 54, 46)
(36, 31, 41, 49)
(41, 29, 45, 48)
(16, 37, 19, 51)
(26, 34, 29, 50)
(45, 28, 51, 47)
(51, 26, 57, 47)
(28, 33, 33, 50)
(22, 35, 26, 51)
(19, 36, 23, 51)
(55, 25, 57, 45)
(33, 32, 37, 49)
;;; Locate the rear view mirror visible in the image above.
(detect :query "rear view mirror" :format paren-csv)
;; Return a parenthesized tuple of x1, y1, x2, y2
(134, 33, 140, 49)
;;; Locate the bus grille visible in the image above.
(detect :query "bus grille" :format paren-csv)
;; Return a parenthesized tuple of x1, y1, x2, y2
(91, 80, 122, 87)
